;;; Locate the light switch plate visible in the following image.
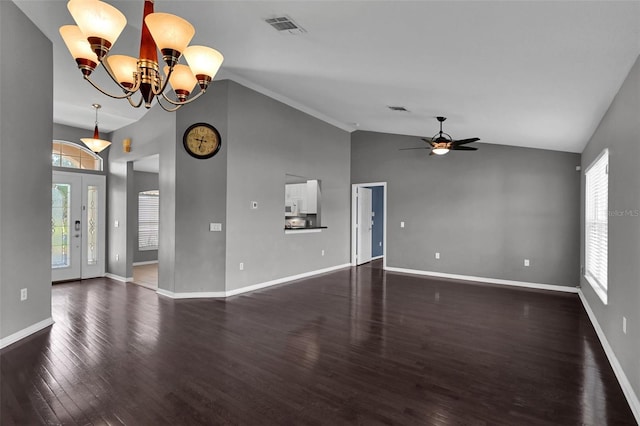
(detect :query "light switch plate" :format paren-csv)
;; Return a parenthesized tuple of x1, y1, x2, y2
(251, 201, 258, 209)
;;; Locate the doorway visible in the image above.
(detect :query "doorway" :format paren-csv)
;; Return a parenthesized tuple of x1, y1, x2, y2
(132, 156, 159, 289)
(351, 182, 387, 267)
(51, 171, 106, 281)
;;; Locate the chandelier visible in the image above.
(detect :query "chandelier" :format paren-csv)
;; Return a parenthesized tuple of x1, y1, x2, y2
(81, 104, 111, 153)
(59, 0, 224, 112)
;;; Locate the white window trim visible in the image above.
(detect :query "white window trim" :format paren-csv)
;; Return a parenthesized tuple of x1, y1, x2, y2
(584, 148, 608, 305)
(52, 140, 103, 171)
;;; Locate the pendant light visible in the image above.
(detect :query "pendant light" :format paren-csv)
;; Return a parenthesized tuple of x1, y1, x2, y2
(81, 104, 111, 153)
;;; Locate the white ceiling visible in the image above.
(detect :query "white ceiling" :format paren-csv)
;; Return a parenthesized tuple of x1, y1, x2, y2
(14, 0, 640, 153)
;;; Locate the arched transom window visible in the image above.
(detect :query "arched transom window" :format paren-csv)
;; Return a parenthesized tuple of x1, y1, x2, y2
(52, 140, 103, 171)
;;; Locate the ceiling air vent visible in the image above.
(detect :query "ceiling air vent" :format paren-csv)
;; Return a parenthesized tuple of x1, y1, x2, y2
(388, 106, 409, 112)
(265, 16, 306, 35)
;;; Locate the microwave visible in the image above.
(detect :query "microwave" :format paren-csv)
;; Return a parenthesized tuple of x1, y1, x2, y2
(285, 200, 298, 217)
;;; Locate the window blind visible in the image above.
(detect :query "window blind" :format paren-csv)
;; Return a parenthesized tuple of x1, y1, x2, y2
(139, 190, 159, 250)
(585, 150, 608, 303)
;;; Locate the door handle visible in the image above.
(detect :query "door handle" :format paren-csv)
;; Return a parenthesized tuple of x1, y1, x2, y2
(75, 220, 81, 231)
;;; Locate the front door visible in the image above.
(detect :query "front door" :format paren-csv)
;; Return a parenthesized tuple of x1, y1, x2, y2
(357, 187, 373, 265)
(52, 171, 106, 281)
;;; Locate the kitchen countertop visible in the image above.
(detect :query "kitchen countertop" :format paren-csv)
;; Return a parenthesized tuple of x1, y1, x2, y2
(284, 226, 328, 231)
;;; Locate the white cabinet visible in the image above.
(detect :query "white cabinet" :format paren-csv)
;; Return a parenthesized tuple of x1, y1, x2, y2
(285, 180, 319, 214)
(306, 180, 318, 214)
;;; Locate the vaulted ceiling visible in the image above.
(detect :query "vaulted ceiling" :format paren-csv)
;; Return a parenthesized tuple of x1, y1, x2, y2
(14, 0, 640, 153)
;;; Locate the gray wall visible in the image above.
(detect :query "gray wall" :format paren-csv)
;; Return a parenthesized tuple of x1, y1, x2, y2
(132, 171, 159, 263)
(173, 81, 229, 293)
(352, 131, 580, 287)
(580, 55, 640, 401)
(225, 81, 351, 291)
(109, 105, 175, 282)
(0, 1, 53, 339)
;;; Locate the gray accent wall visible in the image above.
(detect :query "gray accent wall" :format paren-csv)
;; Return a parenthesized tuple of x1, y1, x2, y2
(225, 82, 351, 291)
(0, 1, 53, 339)
(133, 171, 159, 263)
(580, 55, 640, 402)
(352, 131, 580, 287)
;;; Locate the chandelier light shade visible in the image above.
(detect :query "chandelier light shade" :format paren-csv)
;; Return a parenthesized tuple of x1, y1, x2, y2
(81, 104, 112, 153)
(432, 148, 450, 156)
(59, 0, 224, 112)
(164, 65, 198, 102)
(106, 55, 138, 88)
(67, 0, 127, 60)
(183, 46, 225, 88)
(59, 25, 100, 75)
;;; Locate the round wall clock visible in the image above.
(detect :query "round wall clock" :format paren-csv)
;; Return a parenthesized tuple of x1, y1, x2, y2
(183, 123, 222, 159)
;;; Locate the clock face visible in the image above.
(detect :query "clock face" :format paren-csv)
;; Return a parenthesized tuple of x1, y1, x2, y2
(183, 123, 222, 159)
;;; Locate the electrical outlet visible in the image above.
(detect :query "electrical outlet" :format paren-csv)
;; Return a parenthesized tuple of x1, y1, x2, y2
(435, 252, 440, 260)
(20, 288, 27, 301)
(210, 223, 222, 232)
(623, 317, 627, 334)
(524, 259, 530, 267)
(239, 262, 244, 271)
(321, 250, 325, 256)
(114, 220, 119, 228)
(400, 221, 405, 228)
(116, 254, 119, 261)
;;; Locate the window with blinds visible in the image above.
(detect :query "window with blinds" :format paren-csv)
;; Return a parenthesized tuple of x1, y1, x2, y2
(584, 149, 608, 304)
(138, 190, 159, 250)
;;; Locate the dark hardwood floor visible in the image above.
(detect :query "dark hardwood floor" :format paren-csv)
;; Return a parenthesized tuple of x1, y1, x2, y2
(1, 260, 636, 425)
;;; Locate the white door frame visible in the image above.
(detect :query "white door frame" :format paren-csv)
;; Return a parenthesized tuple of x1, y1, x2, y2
(351, 182, 387, 268)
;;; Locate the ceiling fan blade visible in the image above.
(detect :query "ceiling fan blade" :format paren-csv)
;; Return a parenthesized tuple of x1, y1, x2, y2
(452, 138, 480, 146)
(451, 146, 478, 151)
(421, 138, 436, 146)
(399, 147, 430, 150)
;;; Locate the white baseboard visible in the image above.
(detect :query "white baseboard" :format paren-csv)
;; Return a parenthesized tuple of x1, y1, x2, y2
(133, 260, 158, 266)
(157, 288, 226, 299)
(578, 290, 640, 423)
(371, 255, 384, 261)
(0, 317, 54, 350)
(156, 263, 352, 299)
(105, 273, 133, 283)
(225, 263, 352, 297)
(384, 266, 578, 293)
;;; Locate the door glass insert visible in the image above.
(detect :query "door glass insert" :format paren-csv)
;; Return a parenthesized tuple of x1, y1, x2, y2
(52, 184, 71, 268)
(87, 185, 98, 265)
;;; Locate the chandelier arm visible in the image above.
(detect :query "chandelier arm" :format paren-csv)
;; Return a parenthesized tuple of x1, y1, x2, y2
(151, 66, 175, 96)
(160, 88, 206, 106)
(84, 75, 137, 100)
(155, 97, 184, 112)
(101, 58, 141, 95)
(127, 93, 145, 108)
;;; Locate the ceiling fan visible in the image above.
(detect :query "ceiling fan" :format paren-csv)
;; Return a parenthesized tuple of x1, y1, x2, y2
(401, 116, 480, 156)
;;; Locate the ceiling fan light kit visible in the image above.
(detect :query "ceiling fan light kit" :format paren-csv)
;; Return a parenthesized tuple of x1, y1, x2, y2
(59, 0, 224, 112)
(400, 116, 480, 156)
